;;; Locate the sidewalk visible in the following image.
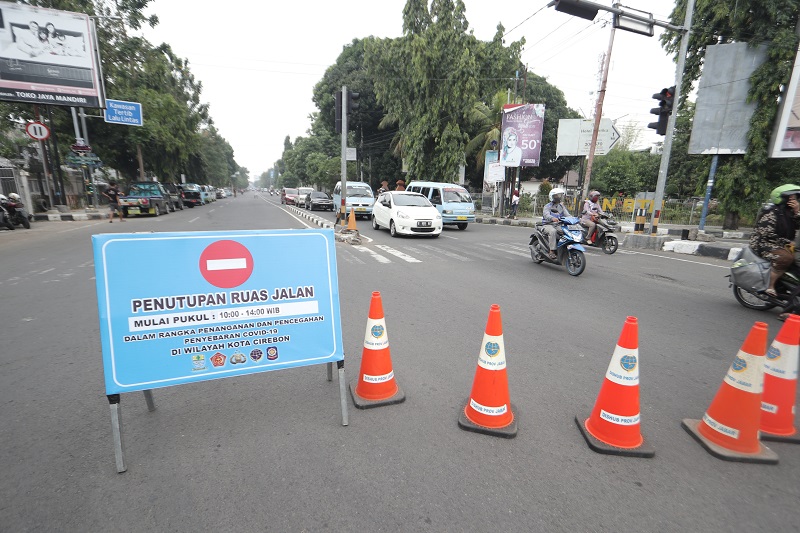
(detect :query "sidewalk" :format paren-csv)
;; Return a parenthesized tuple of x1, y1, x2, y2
(30, 207, 748, 261)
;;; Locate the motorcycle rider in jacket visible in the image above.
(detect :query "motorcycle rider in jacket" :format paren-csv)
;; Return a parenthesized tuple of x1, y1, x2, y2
(542, 187, 571, 260)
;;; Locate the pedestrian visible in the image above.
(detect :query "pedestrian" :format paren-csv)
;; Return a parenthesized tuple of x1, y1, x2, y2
(103, 180, 125, 223)
(510, 190, 519, 219)
(395, 179, 405, 191)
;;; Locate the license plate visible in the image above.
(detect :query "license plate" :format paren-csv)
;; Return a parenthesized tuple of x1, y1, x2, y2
(456, 216, 467, 221)
(128, 208, 140, 214)
(418, 221, 431, 227)
(356, 207, 366, 211)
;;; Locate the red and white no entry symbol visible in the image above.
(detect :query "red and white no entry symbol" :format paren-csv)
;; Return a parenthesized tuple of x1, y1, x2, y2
(199, 240, 254, 288)
(26, 121, 50, 141)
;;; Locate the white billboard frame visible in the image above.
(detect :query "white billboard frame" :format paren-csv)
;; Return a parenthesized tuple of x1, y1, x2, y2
(770, 45, 800, 158)
(0, 2, 104, 108)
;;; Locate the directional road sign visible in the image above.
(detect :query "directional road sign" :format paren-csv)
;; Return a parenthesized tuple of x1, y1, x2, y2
(556, 118, 621, 157)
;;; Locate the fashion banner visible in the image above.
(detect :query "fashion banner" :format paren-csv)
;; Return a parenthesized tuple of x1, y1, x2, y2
(500, 104, 546, 167)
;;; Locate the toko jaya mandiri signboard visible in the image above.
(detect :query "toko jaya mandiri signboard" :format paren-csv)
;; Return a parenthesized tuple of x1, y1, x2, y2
(92, 229, 343, 395)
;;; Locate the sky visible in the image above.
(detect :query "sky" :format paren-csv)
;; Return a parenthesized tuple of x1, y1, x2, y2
(139, 0, 679, 182)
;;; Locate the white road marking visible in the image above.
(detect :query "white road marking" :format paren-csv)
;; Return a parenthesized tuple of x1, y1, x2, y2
(476, 242, 530, 258)
(415, 243, 472, 261)
(619, 249, 729, 268)
(375, 245, 422, 263)
(58, 221, 105, 233)
(353, 245, 392, 264)
(189, 217, 200, 223)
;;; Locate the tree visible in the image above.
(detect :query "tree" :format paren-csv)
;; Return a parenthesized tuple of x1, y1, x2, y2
(662, 1, 800, 228)
(366, 0, 484, 181)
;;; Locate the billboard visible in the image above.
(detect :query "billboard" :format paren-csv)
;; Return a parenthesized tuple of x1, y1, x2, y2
(500, 104, 546, 167)
(770, 45, 800, 158)
(0, 2, 103, 107)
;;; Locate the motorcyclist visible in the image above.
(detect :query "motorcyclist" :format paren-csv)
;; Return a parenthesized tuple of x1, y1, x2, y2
(542, 187, 571, 259)
(580, 190, 606, 243)
(750, 184, 800, 314)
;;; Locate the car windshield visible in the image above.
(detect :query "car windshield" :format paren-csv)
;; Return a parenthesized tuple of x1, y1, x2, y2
(284, 188, 298, 195)
(183, 184, 200, 191)
(128, 184, 160, 195)
(311, 192, 329, 199)
(347, 186, 372, 197)
(298, 188, 313, 194)
(393, 194, 431, 207)
(443, 188, 472, 203)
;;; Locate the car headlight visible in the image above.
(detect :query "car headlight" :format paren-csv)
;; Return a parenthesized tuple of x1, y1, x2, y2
(468, 209, 475, 214)
(436, 214, 442, 220)
(397, 211, 410, 219)
(443, 209, 453, 214)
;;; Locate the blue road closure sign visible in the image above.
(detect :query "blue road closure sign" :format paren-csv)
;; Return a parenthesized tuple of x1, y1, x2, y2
(92, 229, 343, 394)
(104, 99, 143, 127)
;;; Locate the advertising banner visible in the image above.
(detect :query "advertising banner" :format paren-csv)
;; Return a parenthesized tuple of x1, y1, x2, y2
(93, 229, 343, 395)
(0, 2, 103, 107)
(500, 104, 546, 167)
(770, 45, 800, 158)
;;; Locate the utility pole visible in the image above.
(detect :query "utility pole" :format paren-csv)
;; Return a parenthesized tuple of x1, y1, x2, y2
(648, 0, 695, 235)
(582, 5, 617, 201)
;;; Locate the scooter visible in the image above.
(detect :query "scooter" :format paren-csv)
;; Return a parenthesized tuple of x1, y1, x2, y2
(529, 215, 587, 276)
(582, 213, 619, 254)
(4, 196, 31, 229)
(730, 250, 800, 315)
(0, 203, 14, 230)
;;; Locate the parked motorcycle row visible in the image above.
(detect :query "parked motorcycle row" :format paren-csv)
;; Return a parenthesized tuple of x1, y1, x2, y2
(528, 213, 619, 277)
(0, 193, 31, 230)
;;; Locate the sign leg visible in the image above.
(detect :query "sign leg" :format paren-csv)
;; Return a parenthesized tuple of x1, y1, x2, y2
(143, 389, 156, 412)
(326, 362, 333, 382)
(107, 394, 127, 473)
(337, 360, 349, 426)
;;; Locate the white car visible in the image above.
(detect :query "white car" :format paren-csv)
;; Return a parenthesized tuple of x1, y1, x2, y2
(372, 191, 443, 237)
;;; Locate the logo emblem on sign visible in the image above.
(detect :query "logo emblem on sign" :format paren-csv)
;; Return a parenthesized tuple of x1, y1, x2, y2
(620, 354, 637, 372)
(732, 356, 747, 372)
(767, 346, 781, 361)
(191, 355, 206, 371)
(484, 342, 500, 357)
(210, 352, 227, 367)
(230, 350, 246, 364)
(371, 324, 385, 338)
(249, 348, 263, 362)
(266, 346, 279, 361)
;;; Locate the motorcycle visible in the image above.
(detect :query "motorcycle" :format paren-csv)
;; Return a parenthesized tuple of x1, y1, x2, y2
(529, 215, 587, 276)
(4, 195, 31, 229)
(582, 213, 619, 254)
(730, 250, 800, 314)
(0, 203, 13, 230)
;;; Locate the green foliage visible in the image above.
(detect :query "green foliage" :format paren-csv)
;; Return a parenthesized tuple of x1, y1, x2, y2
(589, 149, 661, 196)
(662, 1, 800, 228)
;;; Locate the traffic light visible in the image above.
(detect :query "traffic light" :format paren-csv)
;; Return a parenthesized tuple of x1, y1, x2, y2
(335, 91, 342, 134)
(647, 86, 675, 136)
(553, 0, 600, 20)
(347, 90, 360, 114)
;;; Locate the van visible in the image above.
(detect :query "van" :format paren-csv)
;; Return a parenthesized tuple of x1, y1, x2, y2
(405, 181, 476, 229)
(332, 181, 375, 219)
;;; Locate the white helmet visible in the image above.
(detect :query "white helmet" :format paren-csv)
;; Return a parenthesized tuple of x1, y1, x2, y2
(549, 187, 566, 203)
(0, 194, 7, 202)
(8, 193, 20, 201)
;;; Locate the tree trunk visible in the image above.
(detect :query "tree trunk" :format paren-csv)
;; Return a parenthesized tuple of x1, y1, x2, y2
(723, 211, 740, 230)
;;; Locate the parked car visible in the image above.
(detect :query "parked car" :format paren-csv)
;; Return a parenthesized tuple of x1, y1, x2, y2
(200, 185, 215, 203)
(305, 191, 334, 211)
(281, 187, 299, 205)
(372, 191, 442, 237)
(162, 182, 185, 211)
(118, 181, 171, 217)
(296, 187, 314, 208)
(181, 183, 204, 207)
(215, 188, 225, 199)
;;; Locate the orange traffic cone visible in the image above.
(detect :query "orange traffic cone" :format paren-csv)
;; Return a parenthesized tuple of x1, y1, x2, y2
(761, 314, 800, 443)
(682, 321, 778, 463)
(576, 316, 654, 457)
(347, 208, 358, 230)
(458, 304, 517, 438)
(349, 291, 405, 409)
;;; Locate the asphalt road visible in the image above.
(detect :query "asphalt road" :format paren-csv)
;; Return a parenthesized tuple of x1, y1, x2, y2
(1, 193, 797, 532)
